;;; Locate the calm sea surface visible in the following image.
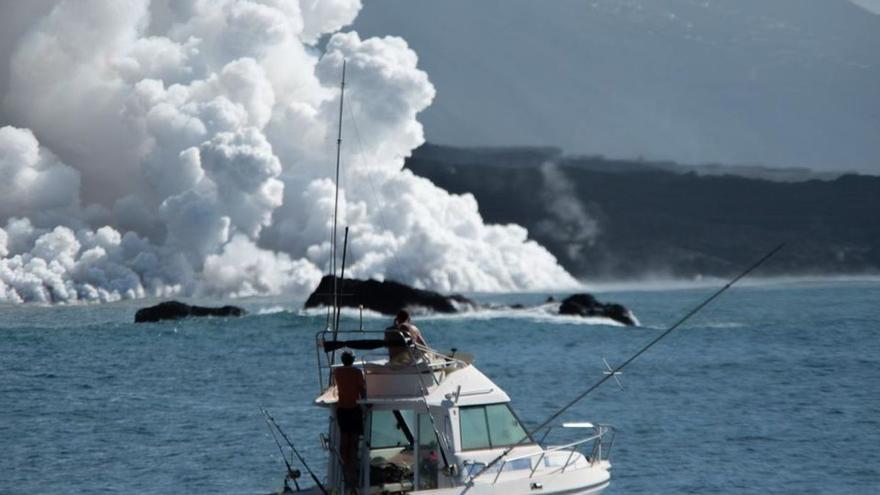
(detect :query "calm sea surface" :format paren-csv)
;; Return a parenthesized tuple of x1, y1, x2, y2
(2, 280, 879, 494)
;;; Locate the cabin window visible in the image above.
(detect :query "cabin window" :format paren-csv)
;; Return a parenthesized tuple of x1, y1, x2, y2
(369, 409, 414, 449)
(459, 406, 491, 450)
(459, 404, 530, 450)
(486, 404, 528, 446)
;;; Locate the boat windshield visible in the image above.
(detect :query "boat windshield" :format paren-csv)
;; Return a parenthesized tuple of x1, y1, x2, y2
(459, 403, 531, 450)
(370, 410, 415, 448)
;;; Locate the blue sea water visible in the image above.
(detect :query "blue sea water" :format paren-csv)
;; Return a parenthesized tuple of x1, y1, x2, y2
(2, 279, 879, 494)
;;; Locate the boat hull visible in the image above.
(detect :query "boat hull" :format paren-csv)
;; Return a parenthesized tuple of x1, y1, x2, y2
(283, 463, 610, 495)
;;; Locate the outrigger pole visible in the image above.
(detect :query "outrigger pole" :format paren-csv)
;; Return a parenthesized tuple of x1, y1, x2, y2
(330, 59, 345, 337)
(330, 59, 346, 342)
(320, 60, 348, 380)
(468, 243, 786, 483)
(326, 60, 348, 376)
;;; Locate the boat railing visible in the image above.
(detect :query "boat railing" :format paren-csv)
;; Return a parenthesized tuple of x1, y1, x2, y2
(587, 424, 615, 467)
(477, 424, 615, 485)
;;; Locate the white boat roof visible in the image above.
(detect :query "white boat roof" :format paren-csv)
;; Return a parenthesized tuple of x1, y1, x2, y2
(422, 361, 510, 406)
(315, 355, 510, 409)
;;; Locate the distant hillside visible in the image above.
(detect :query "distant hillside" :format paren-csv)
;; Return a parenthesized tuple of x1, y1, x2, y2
(406, 144, 880, 279)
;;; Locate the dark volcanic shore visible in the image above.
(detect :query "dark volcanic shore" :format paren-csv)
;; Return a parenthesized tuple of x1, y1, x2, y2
(405, 143, 880, 280)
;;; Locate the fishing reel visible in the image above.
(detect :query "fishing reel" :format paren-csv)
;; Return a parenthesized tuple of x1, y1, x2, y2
(280, 469, 301, 494)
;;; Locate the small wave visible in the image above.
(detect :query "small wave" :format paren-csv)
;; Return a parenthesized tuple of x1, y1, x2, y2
(417, 304, 633, 327)
(255, 306, 290, 315)
(297, 306, 387, 320)
(702, 322, 745, 329)
(640, 320, 742, 330)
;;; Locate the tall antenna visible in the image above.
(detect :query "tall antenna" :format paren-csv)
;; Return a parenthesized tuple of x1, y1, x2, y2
(331, 60, 346, 334)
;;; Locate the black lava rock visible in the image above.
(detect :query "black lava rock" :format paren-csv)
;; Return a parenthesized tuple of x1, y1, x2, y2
(134, 301, 246, 323)
(304, 275, 477, 316)
(558, 293, 636, 326)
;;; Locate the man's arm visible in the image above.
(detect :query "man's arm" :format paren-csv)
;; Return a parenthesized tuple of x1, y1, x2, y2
(412, 326, 427, 347)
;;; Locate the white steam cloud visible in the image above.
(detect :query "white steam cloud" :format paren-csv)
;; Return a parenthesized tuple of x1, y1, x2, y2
(0, 0, 577, 303)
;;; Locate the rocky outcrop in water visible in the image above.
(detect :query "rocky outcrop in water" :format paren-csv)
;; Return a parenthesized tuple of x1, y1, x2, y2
(305, 276, 637, 326)
(134, 301, 246, 323)
(558, 293, 637, 326)
(304, 275, 476, 316)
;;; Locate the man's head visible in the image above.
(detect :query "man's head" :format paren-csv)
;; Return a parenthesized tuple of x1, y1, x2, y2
(341, 351, 355, 366)
(395, 310, 411, 326)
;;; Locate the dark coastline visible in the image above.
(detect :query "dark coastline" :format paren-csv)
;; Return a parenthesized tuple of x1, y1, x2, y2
(406, 143, 880, 280)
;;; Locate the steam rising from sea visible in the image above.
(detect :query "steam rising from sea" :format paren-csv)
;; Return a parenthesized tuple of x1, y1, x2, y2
(0, 0, 576, 303)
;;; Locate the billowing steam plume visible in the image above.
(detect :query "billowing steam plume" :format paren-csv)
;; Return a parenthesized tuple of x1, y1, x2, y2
(0, 0, 576, 303)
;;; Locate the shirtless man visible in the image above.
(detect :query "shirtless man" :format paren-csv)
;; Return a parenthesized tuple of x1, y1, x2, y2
(334, 351, 365, 491)
(385, 310, 427, 365)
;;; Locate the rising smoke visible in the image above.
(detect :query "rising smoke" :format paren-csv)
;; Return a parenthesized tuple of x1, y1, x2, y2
(0, 0, 577, 303)
(535, 162, 599, 261)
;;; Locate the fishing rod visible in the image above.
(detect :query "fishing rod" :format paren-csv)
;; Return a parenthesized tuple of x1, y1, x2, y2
(263, 412, 301, 491)
(468, 243, 786, 483)
(261, 407, 329, 495)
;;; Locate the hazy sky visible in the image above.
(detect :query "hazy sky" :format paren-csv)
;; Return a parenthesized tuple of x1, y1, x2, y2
(353, 0, 880, 173)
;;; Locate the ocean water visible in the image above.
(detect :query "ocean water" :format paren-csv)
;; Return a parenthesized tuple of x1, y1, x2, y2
(2, 279, 879, 494)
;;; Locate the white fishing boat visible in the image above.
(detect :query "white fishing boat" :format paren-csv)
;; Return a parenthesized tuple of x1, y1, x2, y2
(300, 330, 615, 495)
